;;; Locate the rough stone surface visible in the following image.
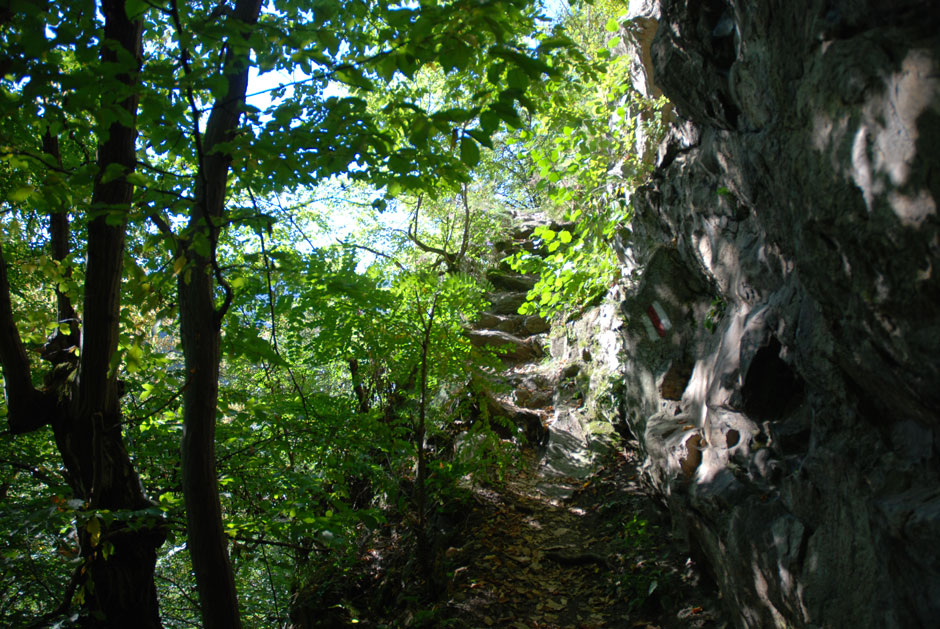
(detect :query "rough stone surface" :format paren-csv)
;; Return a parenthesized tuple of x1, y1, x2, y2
(466, 328, 544, 362)
(486, 269, 538, 292)
(615, 0, 940, 627)
(485, 290, 529, 315)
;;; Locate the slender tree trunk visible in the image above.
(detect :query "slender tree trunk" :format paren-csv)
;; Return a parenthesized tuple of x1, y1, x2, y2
(414, 301, 437, 586)
(176, 1, 261, 626)
(42, 130, 80, 349)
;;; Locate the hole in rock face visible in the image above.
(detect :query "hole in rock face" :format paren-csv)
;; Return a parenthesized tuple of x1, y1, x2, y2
(742, 337, 805, 421)
(726, 429, 740, 448)
(660, 359, 694, 400)
(680, 434, 704, 479)
(701, 0, 737, 70)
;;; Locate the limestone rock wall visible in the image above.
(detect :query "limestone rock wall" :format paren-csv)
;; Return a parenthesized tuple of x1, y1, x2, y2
(616, 0, 940, 626)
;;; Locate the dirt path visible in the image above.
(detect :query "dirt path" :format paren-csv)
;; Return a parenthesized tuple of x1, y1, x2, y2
(348, 223, 729, 628)
(423, 237, 727, 627)
(431, 444, 728, 629)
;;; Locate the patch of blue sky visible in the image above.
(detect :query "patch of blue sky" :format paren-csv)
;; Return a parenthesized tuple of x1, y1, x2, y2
(240, 0, 568, 263)
(244, 57, 410, 264)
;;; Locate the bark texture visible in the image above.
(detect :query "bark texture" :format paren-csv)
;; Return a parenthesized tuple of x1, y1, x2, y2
(0, 0, 164, 625)
(176, 1, 262, 626)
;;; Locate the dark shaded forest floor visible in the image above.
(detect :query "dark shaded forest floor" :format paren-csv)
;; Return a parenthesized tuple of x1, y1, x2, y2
(332, 442, 730, 629)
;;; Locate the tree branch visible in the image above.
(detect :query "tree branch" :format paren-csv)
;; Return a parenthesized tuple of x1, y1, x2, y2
(23, 562, 83, 629)
(0, 459, 63, 489)
(406, 195, 462, 273)
(0, 241, 55, 434)
(338, 241, 405, 270)
(42, 130, 80, 365)
(456, 183, 472, 265)
(348, 358, 371, 414)
(167, 0, 207, 196)
(177, 2, 262, 626)
(146, 212, 175, 240)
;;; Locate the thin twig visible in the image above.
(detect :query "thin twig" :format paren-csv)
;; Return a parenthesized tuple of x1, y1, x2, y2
(230, 533, 323, 553)
(338, 241, 405, 270)
(246, 186, 313, 435)
(127, 377, 189, 427)
(23, 562, 82, 629)
(260, 542, 281, 622)
(155, 573, 200, 609)
(0, 459, 61, 488)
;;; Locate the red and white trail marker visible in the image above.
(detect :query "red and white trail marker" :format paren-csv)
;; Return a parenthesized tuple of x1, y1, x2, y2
(643, 301, 672, 340)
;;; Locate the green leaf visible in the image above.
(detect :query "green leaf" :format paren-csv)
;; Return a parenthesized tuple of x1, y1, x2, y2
(537, 35, 574, 52)
(8, 185, 34, 202)
(105, 210, 127, 226)
(439, 41, 472, 73)
(466, 128, 493, 150)
(99, 162, 126, 184)
(86, 517, 101, 547)
(335, 66, 373, 91)
(408, 118, 430, 147)
(480, 110, 501, 134)
(605, 18, 621, 32)
(486, 62, 505, 85)
(507, 68, 529, 90)
(125, 344, 144, 374)
(460, 136, 480, 168)
(126, 172, 149, 187)
(207, 74, 229, 99)
(125, 0, 149, 19)
(432, 107, 476, 124)
(558, 230, 572, 244)
(191, 231, 211, 258)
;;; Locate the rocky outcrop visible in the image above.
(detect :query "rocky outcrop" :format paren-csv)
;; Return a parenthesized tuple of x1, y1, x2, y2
(459, 213, 624, 497)
(615, 0, 940, 626)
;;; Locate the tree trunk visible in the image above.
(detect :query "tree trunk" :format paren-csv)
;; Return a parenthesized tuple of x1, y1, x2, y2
(0, 1, 165, 625)
(64, 1, 164, 624)
(176, 1, 261, 626)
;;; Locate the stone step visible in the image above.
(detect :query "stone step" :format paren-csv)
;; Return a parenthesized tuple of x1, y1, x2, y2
(472, 312, 525, 334)
(521, 314, 550, 335)
(466, 329, 544, 362)
(486, 269, 538, 292)
(477, 389, 549, 446)
(512, 387, 554, 410)
(471, 312, 549, 337)
(485, 290, 529, 315)
(493, 238, 544, 257)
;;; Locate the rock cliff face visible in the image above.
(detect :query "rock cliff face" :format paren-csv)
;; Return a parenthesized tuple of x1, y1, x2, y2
(616, 0, 940, 626)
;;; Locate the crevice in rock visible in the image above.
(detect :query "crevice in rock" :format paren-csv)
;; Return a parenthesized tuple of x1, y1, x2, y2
(742, 337, 804, 422)
(660, 357, 694, 400)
